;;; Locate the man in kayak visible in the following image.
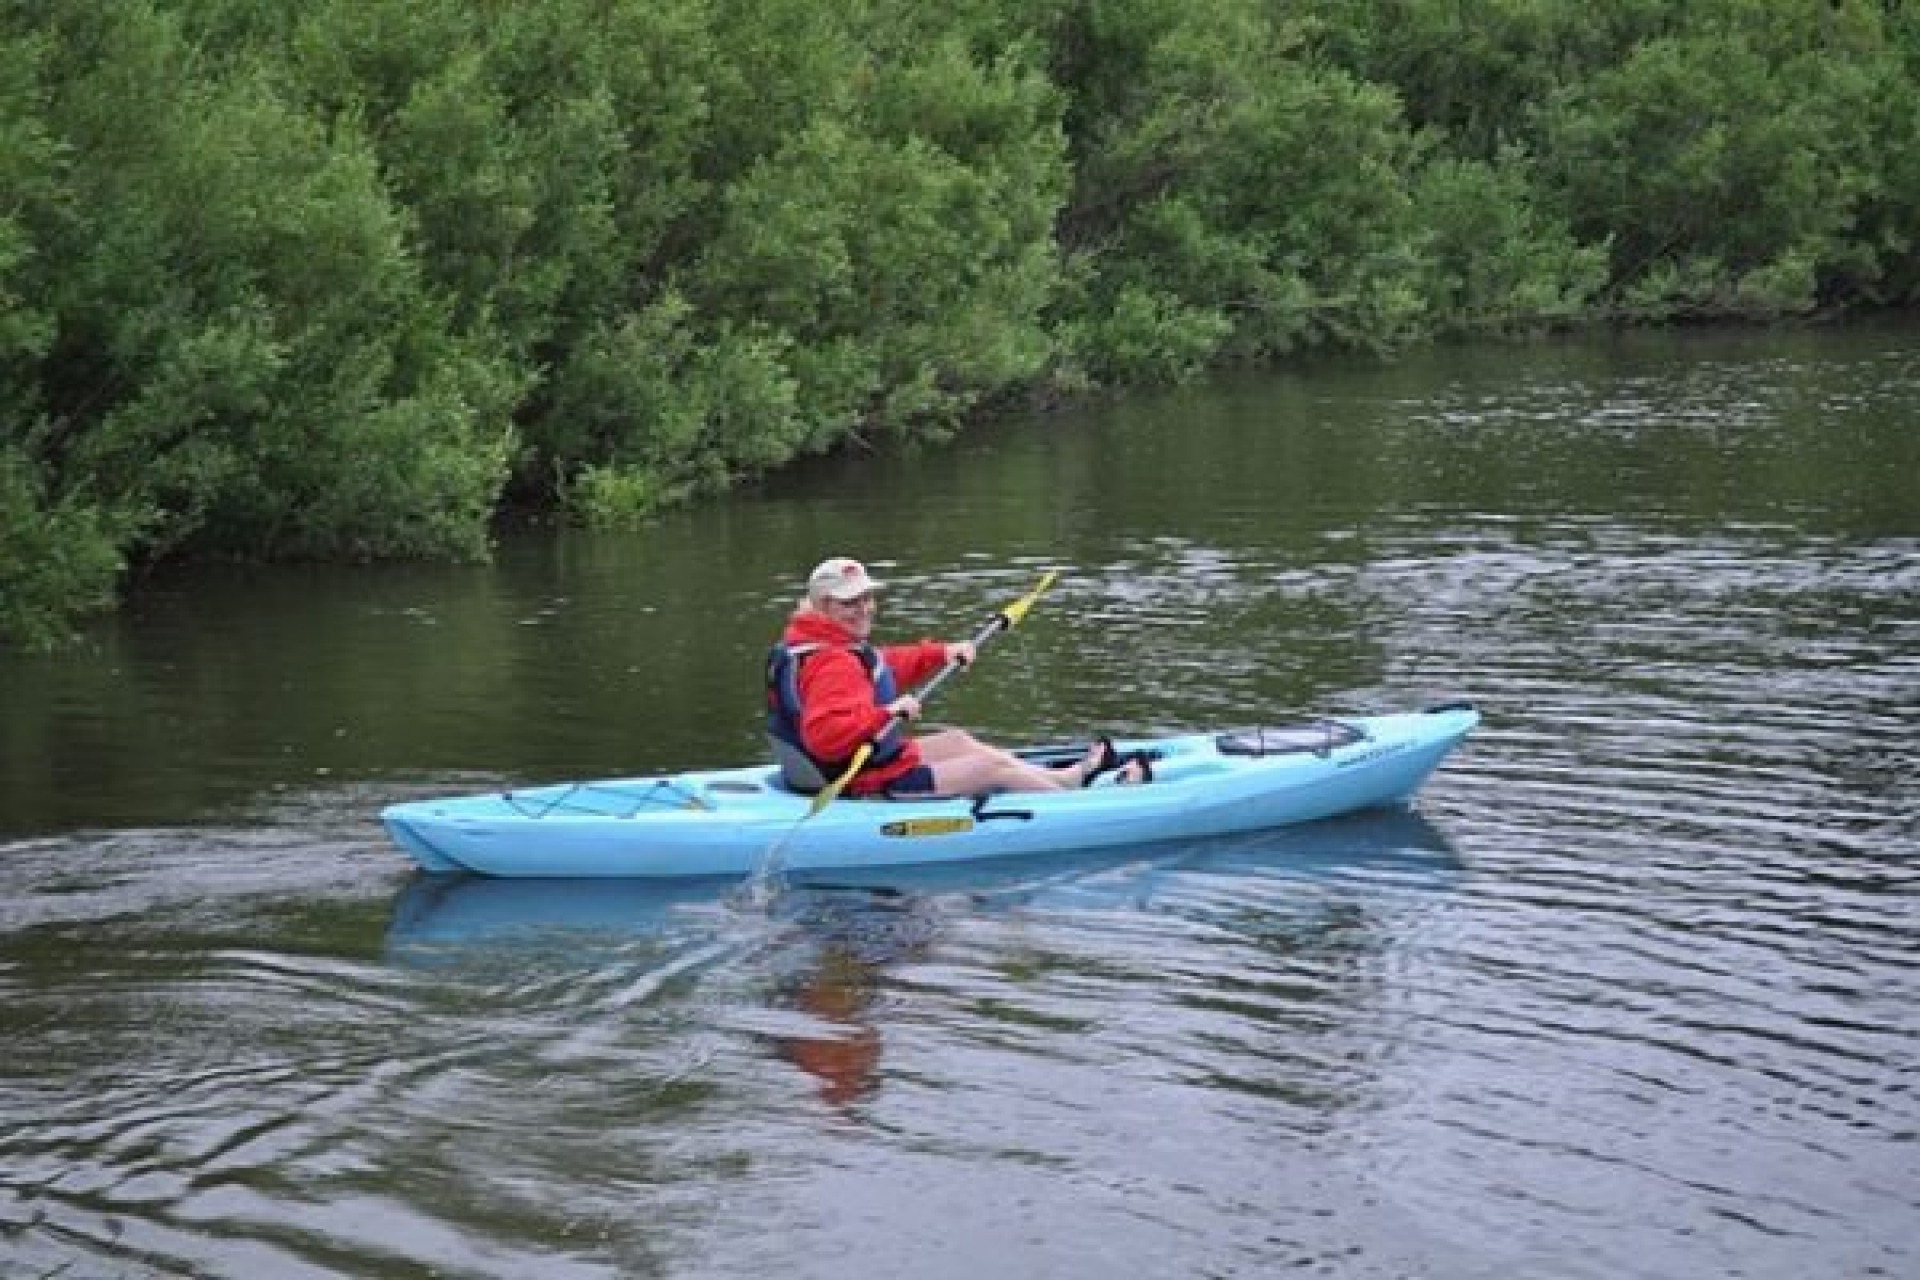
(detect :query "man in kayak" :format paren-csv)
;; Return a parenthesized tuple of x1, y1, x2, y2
(767, 557, 1146, 796)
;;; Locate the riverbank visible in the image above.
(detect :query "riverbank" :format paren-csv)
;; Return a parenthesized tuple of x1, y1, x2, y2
(6, 0, 1916, 649)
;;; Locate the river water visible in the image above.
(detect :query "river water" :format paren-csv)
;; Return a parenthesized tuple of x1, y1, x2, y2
(1, 324, 1915, 1278)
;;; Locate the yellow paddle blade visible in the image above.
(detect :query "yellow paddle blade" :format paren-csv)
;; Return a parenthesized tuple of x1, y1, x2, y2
(810, 742, 874, 815)
(999, 569, 1061, 628)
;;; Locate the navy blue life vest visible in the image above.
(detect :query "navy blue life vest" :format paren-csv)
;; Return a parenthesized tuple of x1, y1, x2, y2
(765, 641, 905, 790)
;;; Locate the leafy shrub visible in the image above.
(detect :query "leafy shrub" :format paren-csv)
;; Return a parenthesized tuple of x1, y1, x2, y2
(0, 451, 125, 651)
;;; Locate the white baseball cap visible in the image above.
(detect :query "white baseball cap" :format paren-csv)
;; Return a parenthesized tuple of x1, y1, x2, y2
(807, 557, 886, 601)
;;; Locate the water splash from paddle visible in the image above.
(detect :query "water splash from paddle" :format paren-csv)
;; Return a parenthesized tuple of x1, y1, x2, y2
(732, 831, 794, 912)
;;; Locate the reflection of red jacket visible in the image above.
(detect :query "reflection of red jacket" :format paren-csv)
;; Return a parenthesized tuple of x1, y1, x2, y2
(781, 946, 882, 1106)
(780, 610, 948, 795)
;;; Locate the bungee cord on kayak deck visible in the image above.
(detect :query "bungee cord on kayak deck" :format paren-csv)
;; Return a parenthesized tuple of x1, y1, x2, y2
(500, 779, 717, 820)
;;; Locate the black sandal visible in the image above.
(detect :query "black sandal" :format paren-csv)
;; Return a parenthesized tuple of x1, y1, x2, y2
(1080, 735, 1121, 788)
(1117, 750, 1154, 785)
(1082, 738, 1154, 787)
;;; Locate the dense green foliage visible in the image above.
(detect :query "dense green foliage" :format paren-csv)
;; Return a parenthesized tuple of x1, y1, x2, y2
(3, 0, 1915, 646)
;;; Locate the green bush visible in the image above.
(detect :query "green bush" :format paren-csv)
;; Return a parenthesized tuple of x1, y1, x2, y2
(25, 3, 518, 565)
(2, 0, 1916, 647)
(1413, 148, 1608, 335)
(0, 450, 125, 652)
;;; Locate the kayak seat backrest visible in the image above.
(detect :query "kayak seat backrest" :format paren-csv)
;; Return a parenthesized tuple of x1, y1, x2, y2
(767, 733, 828, 794)
(1216, 722, 1365, 758)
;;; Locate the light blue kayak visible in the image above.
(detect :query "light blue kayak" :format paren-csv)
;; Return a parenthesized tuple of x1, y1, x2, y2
(380, 703, 1478, 879)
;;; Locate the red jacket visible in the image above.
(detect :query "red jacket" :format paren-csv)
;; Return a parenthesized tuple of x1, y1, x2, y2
(779, 609, 949, 794)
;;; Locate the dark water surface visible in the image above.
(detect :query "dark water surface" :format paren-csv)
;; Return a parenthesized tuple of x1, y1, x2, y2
(3, 326, 1916, 1278)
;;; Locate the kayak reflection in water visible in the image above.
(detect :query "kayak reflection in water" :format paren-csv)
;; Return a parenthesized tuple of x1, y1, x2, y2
(766, 556, 1148, 797)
